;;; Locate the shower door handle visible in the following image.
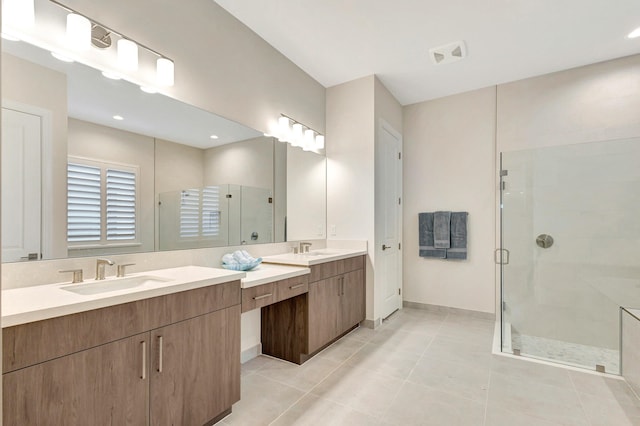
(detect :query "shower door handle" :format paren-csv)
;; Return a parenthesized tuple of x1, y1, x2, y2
(494, 249, 510, 265)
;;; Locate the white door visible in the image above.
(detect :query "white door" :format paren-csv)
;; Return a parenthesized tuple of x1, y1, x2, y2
(2, 107, 42, 262)
(377, 121, 403, 319)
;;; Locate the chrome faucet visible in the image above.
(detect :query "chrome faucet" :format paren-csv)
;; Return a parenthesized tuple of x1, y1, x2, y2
(299, 242, 312, 253)
(95, 258, 114, 280)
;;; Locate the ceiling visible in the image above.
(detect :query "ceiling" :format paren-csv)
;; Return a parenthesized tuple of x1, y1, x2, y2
(214, 0, 640, 105)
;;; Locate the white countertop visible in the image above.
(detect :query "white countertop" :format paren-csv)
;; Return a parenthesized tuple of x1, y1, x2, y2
(262, 248, 367, 267)
(2, 265, 245, 328)
(241, 263, 310, 289)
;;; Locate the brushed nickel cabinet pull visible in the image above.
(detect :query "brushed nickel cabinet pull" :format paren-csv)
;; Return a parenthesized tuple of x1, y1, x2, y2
(141, 341, 146, 380)
(157, 336, 163, 373)
(289, 284, 304, 290)
(253, 293, 273, 301)
(341, 277, 345, 296)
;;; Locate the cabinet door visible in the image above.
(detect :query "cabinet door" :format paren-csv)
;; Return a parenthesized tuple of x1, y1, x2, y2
(3, 333, 149, 426)
(340, 269, 366, 334)
(150, 305, 241, 426)
(308, 277, 341, 353)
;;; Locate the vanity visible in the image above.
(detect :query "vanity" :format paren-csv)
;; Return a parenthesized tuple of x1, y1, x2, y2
(242, 249, 367, 364)
(2, 266, 245, 426)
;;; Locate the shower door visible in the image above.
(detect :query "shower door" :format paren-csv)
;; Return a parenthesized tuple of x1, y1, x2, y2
(500, 138, 640, 374)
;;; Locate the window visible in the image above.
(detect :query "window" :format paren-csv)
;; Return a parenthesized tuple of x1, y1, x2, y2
(67, 158, 138, 246)
(179, 186, 222, 239)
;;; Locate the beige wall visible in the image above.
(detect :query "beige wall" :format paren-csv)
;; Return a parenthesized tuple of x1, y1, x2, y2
(204, 137, 274, 189)
(402, 53, 640, 317)
(155, 139, 205, 194)
(403, 87, 497, 314)
(60, 0, 326, 134)
(67, 119, 155, 256)
(1, 53, 68, 259)
(326, 76, 376, 320)
(326, 75, 403, 322)
(497, 54, 640, 152)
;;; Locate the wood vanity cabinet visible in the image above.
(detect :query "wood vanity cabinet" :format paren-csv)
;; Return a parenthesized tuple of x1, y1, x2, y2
(307, 256, 365, 355)
(3, 281, 241, 426)
(4, 332, 150, 425)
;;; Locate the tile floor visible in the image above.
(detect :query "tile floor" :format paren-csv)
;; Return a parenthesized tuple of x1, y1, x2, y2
(221, 308, 640, 425)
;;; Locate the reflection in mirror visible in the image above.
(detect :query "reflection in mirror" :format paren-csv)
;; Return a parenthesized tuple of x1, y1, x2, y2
(1, 28, 325, 263)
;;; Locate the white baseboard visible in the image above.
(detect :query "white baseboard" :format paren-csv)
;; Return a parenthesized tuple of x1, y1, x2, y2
(240, 343, 262, 364)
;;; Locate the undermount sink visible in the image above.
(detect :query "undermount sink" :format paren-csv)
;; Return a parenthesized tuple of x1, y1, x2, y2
(61, 275, 173, 296)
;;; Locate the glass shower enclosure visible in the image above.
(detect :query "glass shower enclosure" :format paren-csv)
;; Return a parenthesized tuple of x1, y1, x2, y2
(500, 137, 640, 374)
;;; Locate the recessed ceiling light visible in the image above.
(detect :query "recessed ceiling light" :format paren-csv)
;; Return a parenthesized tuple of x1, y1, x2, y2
(51, 51, 74, 63)
(628, 27, 640, 39)
(140, 86, 157, 94)
(113, 115, 124, 121)
(102, 71, 121, 80)
(210, 135, 219, 139)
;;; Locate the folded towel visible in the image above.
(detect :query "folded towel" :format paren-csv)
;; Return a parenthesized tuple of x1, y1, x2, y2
(418, 213, 447, 259)
(433, 211, 451, 248)
(447, 212, 468, 260)
(222, 254, 238, 265)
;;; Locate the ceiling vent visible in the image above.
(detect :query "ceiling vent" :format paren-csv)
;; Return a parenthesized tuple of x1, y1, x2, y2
(429, 41, 467, 65)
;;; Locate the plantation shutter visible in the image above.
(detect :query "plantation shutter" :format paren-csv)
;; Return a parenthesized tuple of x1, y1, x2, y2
(180, 189, 200, 237)
(202, 186, 221, 236)
(106, 168, 136, 240)
(67, 163, 101, 242)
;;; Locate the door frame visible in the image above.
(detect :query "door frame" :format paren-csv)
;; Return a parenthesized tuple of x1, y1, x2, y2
(2, 100, 53, 260)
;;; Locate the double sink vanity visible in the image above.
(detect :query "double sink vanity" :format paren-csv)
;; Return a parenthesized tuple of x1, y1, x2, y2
(1, 247, 366, 425)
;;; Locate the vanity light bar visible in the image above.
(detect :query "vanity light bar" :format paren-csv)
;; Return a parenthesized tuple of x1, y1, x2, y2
(49, 0, 175, 86)
(275, 114, 325, 151)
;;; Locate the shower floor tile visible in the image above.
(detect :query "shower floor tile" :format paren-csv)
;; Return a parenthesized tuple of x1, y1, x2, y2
(512, 332, 620, 374)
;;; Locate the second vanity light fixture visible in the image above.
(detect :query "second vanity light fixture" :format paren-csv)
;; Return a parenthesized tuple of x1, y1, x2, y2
(270, 114, 325, 152)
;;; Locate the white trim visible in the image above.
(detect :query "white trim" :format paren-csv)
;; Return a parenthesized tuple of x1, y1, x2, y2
(240, 343, 262, 364)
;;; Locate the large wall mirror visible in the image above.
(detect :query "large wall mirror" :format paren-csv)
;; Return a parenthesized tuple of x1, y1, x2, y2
(1, 37, 326, 263)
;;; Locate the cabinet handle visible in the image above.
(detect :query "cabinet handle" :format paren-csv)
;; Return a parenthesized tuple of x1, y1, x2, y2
(157, 336, 163, 373)
(341, 277, 345, 296)
(289, 284, 304, 290)
(141, 340, 146, 380)
(253, 293, 273, 301)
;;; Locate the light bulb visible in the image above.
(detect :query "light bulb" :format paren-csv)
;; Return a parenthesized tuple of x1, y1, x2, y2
(117, 39, 138, 71)
(156, 57, 175, 86)
(66, 13, 91, 50)
(278, 116, 290, 142)
(3, 0, 34, 28)
(315, 135, 325, 150)
(291, 123, 303, 147)
(304, 129, 315, 150)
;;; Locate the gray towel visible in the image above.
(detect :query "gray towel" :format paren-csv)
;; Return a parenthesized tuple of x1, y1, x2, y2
(446, 212, 468, 260)
(433, 211, 451, 248)
(418, 213, 446, 258)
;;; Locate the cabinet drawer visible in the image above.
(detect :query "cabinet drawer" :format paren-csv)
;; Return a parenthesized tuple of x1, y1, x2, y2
(309, 255, 365, 282)
(242, 283, 277, 313)
(275, 276, 309, 302)
(337, 255, 364, 275)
